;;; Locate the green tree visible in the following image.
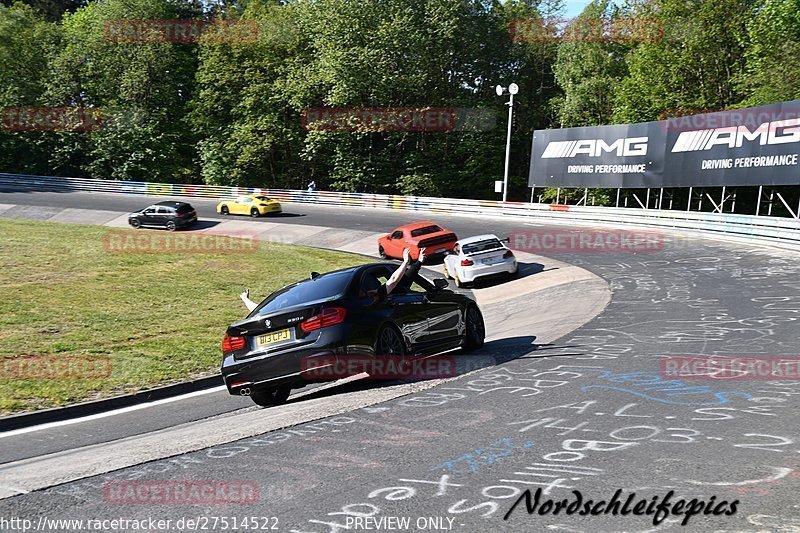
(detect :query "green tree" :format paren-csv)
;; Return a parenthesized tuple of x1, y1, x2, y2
(1, 0, 87, 22)
(552, 0, 630, 127)
(44, 0, 200, 181)
(0, 2, 61, 174)
(738, 0, 800, 105)
(613, 0, 755, 123)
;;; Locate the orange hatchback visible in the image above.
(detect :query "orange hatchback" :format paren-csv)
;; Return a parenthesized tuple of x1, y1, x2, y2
(378, 222, 458, 261)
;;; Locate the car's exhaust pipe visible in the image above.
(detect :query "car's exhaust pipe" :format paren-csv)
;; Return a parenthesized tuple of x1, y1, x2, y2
(240, 388, 251, 396)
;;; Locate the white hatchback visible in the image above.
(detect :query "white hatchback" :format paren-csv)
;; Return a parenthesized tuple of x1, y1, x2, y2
(443, 234, 518, 287)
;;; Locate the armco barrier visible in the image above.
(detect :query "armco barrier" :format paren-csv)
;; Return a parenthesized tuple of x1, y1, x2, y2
(1, 173, 799, 251)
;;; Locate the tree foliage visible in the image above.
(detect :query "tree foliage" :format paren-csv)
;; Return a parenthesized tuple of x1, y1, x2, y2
(0, 0, 798, 205)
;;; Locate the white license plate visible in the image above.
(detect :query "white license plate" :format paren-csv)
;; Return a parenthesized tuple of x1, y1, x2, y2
(257, 328, 291, 346)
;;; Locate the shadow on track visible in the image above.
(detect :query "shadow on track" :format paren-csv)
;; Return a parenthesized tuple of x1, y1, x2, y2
(283, 336, 589, 405)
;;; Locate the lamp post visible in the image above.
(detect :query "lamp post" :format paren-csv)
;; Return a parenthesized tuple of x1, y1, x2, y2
(495, 83, 518, 203)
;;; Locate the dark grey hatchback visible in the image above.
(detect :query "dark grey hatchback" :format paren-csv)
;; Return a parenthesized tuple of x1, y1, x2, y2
(128, 201, 198, 231)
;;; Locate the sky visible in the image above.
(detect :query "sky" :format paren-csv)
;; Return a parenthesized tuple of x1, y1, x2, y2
(564, 0, 603, 17)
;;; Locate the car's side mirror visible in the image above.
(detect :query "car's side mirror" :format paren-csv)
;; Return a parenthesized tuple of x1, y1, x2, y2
(433, 278, 449, 290)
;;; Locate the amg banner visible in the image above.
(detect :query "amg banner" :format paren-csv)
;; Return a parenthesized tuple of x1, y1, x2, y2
(529, 100, 800, 188)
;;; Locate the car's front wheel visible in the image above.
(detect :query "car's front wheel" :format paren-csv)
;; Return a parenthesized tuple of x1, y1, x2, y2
(376, 325, 405, 356)
(378, 245, 387, 259)
(129, 218, 141, 228)
(462, 305, 485, 351)
(250, 386, 291, 407)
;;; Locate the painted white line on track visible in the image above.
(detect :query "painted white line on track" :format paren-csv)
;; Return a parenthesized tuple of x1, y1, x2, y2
(1, 375, 369, 440)
(0, 386, 226, 439)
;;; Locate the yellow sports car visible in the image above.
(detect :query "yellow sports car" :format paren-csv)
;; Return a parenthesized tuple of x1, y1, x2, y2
(216, 194, 282, 217)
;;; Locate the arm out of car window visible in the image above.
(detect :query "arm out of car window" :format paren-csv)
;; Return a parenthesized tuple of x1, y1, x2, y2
(240, 289, 258, 312)
(385, 247, 426, 296)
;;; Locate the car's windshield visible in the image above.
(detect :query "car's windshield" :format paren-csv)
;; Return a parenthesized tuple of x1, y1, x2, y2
(462, 238, 504, 255)
(410, 225, 442, 237)
(250, 270, 353, 316)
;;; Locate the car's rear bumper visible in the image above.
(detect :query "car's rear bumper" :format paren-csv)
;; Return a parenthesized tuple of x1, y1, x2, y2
(175, 217, 197, 227)
(460, 258, 517, 282)
(221, 325, 348, 394)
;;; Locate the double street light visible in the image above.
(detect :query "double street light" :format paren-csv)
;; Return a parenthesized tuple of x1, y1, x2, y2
(495, 83, 518, 203)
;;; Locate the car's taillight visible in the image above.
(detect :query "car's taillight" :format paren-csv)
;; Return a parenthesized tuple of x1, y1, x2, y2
(503, 250, 514, 259)
(301, 308, 347, 333)
(222, 333, 246, 352)
(461, 259, 474, 266)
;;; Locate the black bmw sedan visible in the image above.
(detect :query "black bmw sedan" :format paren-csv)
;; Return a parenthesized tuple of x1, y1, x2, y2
(221, 262, 485, 407)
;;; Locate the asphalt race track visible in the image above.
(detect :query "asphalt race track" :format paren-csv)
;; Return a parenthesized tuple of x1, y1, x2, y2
(1, 188, 799, 532)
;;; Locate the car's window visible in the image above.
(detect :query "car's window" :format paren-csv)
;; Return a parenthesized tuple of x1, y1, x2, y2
(156, 206, 171, 214)
(398, 279, 428, 294)
(395, 272, 434, 294)
(251, 270, 353, 316)
(176, 204, 193, 214)
(254, 196, 272, 202)
(410, 225, 442, 237)
(359, 272, 389, 297)
(462, 238, 504, 255)
(358, 266, 391, 293)
(143, 207, 156, 214)
(237, 196, 251, 203)
(390, 230, 403, 239)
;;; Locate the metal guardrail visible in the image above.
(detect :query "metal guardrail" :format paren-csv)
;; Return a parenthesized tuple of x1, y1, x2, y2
(1, 173, 799, 250)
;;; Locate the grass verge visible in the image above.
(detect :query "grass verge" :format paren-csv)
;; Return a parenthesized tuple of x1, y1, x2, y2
(0, 218, 368, 414)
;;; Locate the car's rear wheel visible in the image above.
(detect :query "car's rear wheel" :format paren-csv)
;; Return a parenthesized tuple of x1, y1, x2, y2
(250, 386, 291, 407)
(462, 305, 485, 351)
(220, 205, 229, 215)
(378, 245, 387, 259)
(454, 272, 466, 288)
(250, 208, 260, 218)
(376, 325, 405, 356)
(129, 218, 141, 228)
(443, 263, 451, 279)
(165, 220, 176, 231)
